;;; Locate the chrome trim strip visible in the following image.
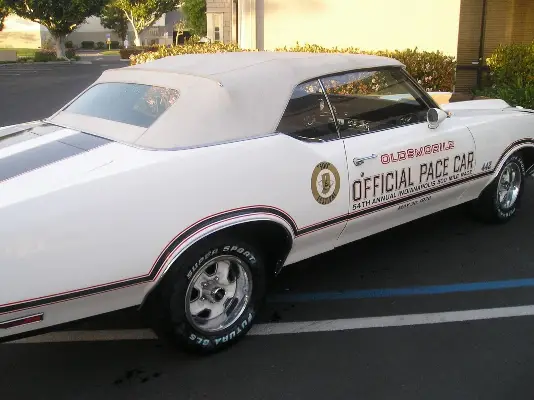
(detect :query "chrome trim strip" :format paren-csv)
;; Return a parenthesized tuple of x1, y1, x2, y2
(0, 313, 44, 329)
(317, 77, 341, 140)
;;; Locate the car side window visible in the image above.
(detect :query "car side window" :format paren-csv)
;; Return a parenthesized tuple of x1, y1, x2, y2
(276, 80, 339, 142)
(320, 68, 429, 137)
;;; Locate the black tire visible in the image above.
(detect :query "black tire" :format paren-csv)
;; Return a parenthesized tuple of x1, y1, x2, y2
(145, 234, 266, 355)
(471, 153, 526, 223)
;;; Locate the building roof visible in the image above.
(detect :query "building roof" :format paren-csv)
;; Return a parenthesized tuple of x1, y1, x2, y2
(50, 52, 405, 150)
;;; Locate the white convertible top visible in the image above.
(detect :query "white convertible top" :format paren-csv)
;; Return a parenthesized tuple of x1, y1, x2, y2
(128, 51, 403, 83)
(49, 52, 404, 149)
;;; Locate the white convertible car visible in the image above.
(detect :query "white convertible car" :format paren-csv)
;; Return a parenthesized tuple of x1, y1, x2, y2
(1, 52, 533, 353)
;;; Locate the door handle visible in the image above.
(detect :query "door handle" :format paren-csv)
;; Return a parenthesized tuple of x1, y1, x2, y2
(353, 154, 377, 166)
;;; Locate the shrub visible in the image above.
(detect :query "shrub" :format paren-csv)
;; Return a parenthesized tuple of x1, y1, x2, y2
(34, 50, 57, 62)
(476, 84, 534, 109)
(65, 41, 73, 49)
(129, 41, 456, 92)
(475, 41, 534, 109)
(110, 40, 120, 49)
(41, 37, 55, 50)
(96, 41, 105, 50)
(486, 41, 534, 88)
(65, 48, 76, 59)
(81, 41, 95, 49)
(121, 45, 161, 60)
(120, 48, 143, 59)
(275, 44, 456, 92)
(129, 41, 249, 65)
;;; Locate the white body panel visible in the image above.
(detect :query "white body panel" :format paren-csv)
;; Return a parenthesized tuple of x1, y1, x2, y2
(1, 52, 533, 341)
(0, 129, 350, 335)
(338, 117, 476, 247)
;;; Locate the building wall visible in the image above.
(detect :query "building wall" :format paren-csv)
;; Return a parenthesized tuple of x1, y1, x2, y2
(455, 0, 484, 92)
(66, 32, 123, 45)
(0, 15, 43, 48)
(484, 0, 514, 58)
(510, 0, 534, 44)
(0, 12, 182, 49)
(259, 0, 462, 55)
(206, 0, 233, 43)
(455, 0, 534, 92)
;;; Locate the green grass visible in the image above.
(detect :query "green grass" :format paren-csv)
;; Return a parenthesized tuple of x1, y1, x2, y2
(0, 48, 38, 58)
(101, 50, 120, 56)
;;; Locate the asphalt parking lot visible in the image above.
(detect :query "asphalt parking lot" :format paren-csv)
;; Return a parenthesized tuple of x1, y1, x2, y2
(2, 60, 534, 399)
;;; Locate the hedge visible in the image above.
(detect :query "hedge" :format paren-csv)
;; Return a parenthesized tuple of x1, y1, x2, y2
(129, 41, 244, 63)
(475, 41, 534, 109)
(275, 44, 456, 92)
(65, 48, 76, 60)
(81, 41, 95, 49)
(129, 40, 456, 92)
(486, 41, 534, 88)
(120, 45, 160, 59)
(34, 50, 57, 62)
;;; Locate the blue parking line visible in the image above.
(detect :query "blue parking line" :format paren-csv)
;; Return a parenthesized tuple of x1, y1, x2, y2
(267, 278, 534, 303)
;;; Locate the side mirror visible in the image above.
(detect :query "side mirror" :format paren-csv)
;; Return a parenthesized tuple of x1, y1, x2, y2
(427, 108, 449, 129)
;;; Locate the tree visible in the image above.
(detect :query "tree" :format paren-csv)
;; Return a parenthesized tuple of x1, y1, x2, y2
(0, 0, 9, 32)
(113, 0, 181, 46)
(5, 0, 108, 58)
(99, 3, 128, 41)
(181, 0, 206, 36)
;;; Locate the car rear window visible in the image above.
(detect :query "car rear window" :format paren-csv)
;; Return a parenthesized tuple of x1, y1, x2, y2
(64, 82, 179, 128)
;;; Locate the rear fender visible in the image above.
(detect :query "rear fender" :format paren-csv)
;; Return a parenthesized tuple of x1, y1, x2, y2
(484, 143, 534, 190)
(140, 212, 295, 306)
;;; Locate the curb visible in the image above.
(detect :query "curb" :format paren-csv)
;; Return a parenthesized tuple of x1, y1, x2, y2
(0, 60, 92, 67)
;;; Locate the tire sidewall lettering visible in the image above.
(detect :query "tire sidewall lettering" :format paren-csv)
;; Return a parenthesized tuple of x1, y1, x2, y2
(186, 244, 258, 281)
(170, 240, 263, 351)
(493, 156, 525, 219)
(187, 311, 255, 347)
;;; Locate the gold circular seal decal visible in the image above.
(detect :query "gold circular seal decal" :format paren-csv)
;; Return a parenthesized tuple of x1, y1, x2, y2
(311, 161, 341, 205)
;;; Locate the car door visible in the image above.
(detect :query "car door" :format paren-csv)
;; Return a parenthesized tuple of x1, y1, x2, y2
(318, 67, 476, 247)
(274, 78, 350, 264)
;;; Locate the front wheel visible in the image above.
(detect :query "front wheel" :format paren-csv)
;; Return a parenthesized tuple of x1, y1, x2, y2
(147, 235, 266, 354)
(471, 153, 526, 223)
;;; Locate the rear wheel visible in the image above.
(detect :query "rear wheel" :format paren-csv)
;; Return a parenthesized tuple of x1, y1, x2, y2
(471, 153, 526, 223)
(147, 235, 266, 354)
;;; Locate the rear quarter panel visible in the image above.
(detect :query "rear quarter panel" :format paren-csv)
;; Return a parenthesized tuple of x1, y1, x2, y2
(0, 133, 349, 334)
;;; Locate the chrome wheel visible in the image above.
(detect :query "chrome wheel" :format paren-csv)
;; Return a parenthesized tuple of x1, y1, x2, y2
(497, 162, 522, 210)
(185, 255, 252, 333)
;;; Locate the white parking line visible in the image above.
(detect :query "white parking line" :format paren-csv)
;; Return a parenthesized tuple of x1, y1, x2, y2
(5, 304, 534, 344)
(250, 304, 534, 335)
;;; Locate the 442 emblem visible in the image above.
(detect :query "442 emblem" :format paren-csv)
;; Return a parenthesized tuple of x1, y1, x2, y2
(311, 161, 341, 205)
(481, 161, 493, 171)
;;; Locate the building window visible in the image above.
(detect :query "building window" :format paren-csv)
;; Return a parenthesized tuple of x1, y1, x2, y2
(207, 13, 224, 43)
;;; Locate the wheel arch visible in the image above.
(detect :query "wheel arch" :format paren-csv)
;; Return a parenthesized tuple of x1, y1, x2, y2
(139, 216, 294, 311)
(518, 146, 534, 176)
(485, 143, 534, 187)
